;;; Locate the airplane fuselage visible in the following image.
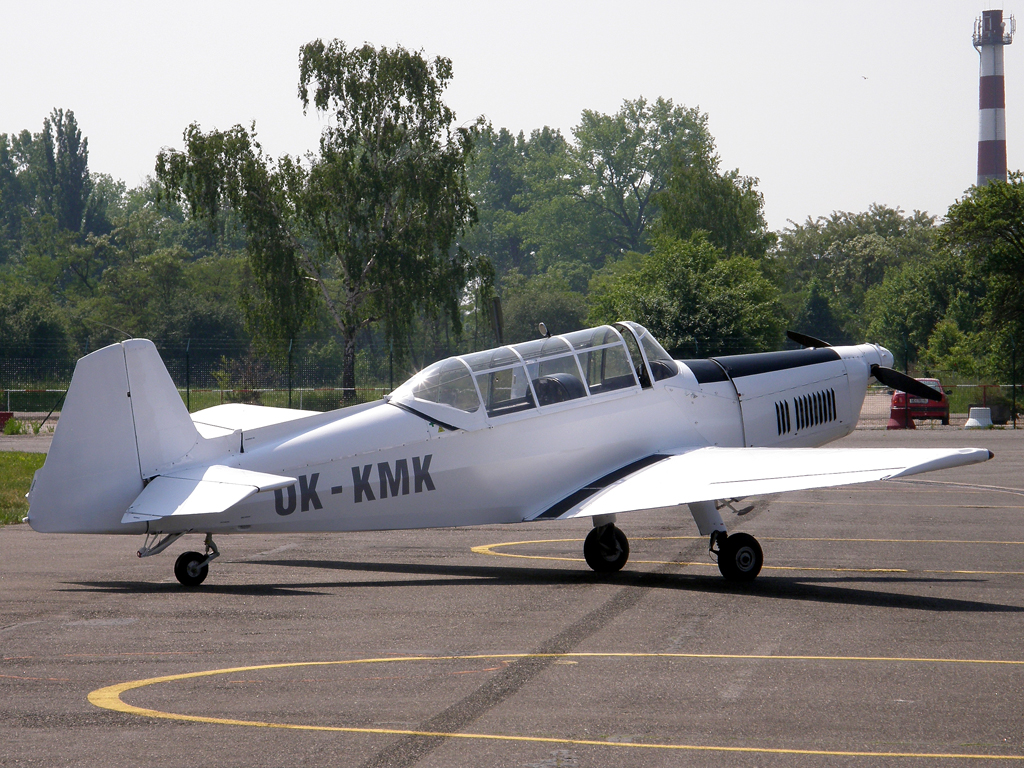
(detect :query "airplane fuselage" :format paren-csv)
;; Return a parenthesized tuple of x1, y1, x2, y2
(32, 323, 993, 586)
(123, 341, 886, 537)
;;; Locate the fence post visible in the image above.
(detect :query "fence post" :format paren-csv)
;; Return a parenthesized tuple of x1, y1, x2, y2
(288, 338, 293, 409)
(1007, 337, 1015, 430)
(185, 338, 191, 412)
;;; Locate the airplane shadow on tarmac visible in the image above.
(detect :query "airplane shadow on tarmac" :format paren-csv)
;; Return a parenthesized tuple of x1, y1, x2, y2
(65, 557, 1024, 614)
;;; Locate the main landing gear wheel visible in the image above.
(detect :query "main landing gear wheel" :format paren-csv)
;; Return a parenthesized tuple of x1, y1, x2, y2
(716, 532, 763, 582)
(174, 551, 209, 587)
(584, 524, 629, 573)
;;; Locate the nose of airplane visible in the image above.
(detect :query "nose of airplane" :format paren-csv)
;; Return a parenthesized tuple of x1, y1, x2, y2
(877, 346, 895, 369)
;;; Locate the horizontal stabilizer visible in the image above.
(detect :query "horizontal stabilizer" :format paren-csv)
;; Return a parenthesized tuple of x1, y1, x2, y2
(191, 403, 321, 432)
(122, 465, 296, 524)
(545, 447, 993, 520)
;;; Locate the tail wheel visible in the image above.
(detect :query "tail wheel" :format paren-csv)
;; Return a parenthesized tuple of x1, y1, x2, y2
(717, 532, 763, 582)
(584, 524, 629, 573)
(174, 551, 209, 587)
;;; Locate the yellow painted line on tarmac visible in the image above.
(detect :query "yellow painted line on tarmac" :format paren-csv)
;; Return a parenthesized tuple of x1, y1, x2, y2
(88, 654, 1024, 761)
(472, 538, 1024, 575)
(892, 479, 1024, 496)
(760, 565, 1024, 576)
(811, 485, 1024, 496)
(757, 536, 1024, 545)
(472, 538, 588, 560)
(828, 487, 995, 494)
(783, 501, 1024, 509)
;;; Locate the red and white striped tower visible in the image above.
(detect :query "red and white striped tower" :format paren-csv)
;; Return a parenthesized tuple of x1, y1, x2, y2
(975, 9, 1015, 186)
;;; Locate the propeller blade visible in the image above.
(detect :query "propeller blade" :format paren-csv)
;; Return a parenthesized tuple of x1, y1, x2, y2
(787, 330, 832, 349)
(870, 365, 944, 402)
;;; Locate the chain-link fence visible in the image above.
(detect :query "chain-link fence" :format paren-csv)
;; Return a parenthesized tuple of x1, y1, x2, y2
(0, 355, 391, 416)
(3, 343, 1020, 429)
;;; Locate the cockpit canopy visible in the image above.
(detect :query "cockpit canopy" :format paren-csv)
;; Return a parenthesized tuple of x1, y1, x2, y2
(389, 321, 678, 428)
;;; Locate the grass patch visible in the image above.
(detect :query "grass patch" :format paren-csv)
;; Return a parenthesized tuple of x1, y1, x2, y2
(0, 452, 46, 526)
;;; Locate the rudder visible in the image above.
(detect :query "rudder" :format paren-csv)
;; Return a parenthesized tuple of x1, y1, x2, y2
(28, 340, 199, 534)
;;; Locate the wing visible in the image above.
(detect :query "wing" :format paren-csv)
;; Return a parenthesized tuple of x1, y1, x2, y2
(122, 465, 296, 524)
(531, 447, 993, 521)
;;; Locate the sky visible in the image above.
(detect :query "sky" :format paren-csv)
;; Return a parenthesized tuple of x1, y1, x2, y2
(2, 0, 1018, 232)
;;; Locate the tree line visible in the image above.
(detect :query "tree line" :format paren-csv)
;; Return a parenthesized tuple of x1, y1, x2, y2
(1, 40, 1022, 392)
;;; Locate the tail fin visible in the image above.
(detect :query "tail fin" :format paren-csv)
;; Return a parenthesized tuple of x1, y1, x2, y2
(28, 340, 199, 533)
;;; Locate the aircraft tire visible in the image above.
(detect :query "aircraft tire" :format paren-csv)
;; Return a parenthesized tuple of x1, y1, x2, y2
(717, 533, 763, 582)
(584, 525, 629, 573)
(174, 551, 209, 587)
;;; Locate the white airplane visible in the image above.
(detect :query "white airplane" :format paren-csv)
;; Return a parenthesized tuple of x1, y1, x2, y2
(27, 322, 992, 587)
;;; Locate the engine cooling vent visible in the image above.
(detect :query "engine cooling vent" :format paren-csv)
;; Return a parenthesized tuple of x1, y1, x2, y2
(774, 400, 792, 435)
(776, 388, 837, 435)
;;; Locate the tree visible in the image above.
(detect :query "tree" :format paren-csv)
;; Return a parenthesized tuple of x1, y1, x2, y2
(0, 133, 29, 262)
(80, 246, 248, 349)
(500, 270, 588, 344)
(461, 125, 531, 277)
(569, 97, 711, 257)
(0, 280, 73, 360)
(655, 154, 773, 259)
(863, 248, 979, 373)
(792, 278, 847, 344)
(462, 123, 588, 280)
(943, 172, 1024, 329)
(463, 98, 715, 289)
(589, 233, 785, 357)
(1, 110, 116, 273)
(775, 205, 938, 341)
(776, 204, 935, 294)
(37, 109, 93, 235)
(157, 40, 484, 395)
(920, 318, 986, 378)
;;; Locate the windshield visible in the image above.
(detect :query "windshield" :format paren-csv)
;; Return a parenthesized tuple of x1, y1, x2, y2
(619, 321, 678, 381)
(409, 358, 479, 412)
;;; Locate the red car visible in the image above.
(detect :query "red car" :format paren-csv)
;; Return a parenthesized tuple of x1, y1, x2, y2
(890, 377, 949, 425)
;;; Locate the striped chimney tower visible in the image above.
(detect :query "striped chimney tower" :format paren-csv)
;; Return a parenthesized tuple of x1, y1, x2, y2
(975, 9, 1015, 186)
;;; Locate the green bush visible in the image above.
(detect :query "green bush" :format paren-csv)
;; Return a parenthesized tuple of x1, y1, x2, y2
(3, 418, 24, 435)
(0, 452, 46, 525)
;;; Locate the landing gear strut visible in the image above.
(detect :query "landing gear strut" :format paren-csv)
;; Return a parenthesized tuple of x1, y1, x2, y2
(173, 534, 220, 587)
(584, 523, 629, 573)
(711, 530, 763, 582)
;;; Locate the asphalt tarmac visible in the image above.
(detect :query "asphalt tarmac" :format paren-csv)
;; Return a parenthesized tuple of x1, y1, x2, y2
(2, 429, 1022, 767)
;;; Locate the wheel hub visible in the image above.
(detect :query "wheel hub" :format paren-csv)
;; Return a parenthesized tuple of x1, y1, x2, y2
(735, 546, 755, 571)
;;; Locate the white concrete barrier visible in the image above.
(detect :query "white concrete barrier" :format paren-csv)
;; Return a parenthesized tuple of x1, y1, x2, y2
(965, 407, 994, 429)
